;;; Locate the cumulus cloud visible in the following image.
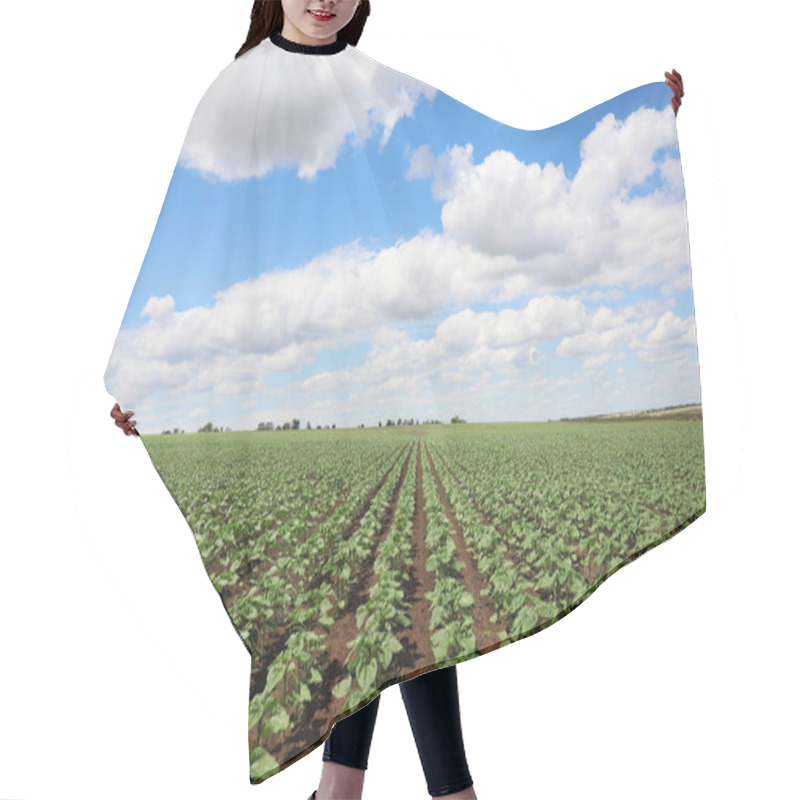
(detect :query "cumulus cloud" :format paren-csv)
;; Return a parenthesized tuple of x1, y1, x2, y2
(141, 294, 175, 323)
(178, 42, 436, 181)
(556, 318, 648, 359)
(412, 104, 690, 293)
(299, 303, 560, 408)
(583, 352, 620, 371)
(107, 87, 700, 423)
(630, 310, 698, 363)
(107, 239, 696, 410)
(405, 142, 479, 202)
(432, 295, 587, 354)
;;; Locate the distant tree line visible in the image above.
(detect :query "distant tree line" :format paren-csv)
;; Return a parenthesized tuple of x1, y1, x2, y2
(257, 419, 336, 430)
(198, 422, 233, 433)
(160, 422, 230, 434)
(381, 417, 454, 426)
(160, 415, 465, 434)
(559, 403, 702, 423)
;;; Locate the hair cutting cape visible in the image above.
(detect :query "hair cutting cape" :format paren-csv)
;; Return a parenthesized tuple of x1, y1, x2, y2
(104, 31, 706, 784)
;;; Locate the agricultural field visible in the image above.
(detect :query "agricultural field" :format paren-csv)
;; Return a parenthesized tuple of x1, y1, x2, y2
(139, 418, 705, 782)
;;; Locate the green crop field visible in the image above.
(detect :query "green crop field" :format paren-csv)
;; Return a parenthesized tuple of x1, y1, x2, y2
(139, 418, 705, 780)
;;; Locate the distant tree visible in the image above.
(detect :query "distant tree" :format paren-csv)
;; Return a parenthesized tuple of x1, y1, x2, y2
(281, 421, 291, 430)
(397, 417, 402, 427)
(386, 419, 394, 427)
(316, 425, 322, 429)
(378, 420, 382, 427)
(332, 423, 336, 429)
(306, 421, 311, 430)
(199, 422, 214, 433)
(292, 418, 300, 430)
(450, 415, 466, 424)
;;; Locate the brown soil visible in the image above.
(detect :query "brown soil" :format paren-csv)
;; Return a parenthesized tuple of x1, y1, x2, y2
(423, 442, 506, 653)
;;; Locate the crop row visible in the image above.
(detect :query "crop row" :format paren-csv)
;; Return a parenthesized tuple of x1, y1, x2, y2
(330, 442, 419, 712)
(419, 444, 478, 662)
(248, 447, 408, 774)
(425, 443, 560, 642)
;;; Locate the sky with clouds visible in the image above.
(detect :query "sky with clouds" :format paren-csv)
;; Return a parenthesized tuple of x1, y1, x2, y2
(104, 39, 701, 434)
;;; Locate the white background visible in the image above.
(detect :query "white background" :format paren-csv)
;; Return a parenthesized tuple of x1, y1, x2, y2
(1, 1, 796, 798)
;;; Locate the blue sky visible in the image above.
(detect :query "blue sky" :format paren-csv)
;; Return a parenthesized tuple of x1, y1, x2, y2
(120, 80, 677, 322)
(105, 41, 700, 433)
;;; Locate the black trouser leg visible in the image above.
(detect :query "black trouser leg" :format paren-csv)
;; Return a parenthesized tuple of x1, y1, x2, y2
(322, 691, 381, 770)
(400, 665, 474, 797)
(323, 665, 473, 797)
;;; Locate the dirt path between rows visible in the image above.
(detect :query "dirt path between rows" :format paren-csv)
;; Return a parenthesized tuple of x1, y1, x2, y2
(423, 442, 506, 654)
(274, 441, 415, 765)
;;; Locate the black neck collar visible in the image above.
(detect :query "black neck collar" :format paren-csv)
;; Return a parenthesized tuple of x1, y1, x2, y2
(269, 31, 348, 56)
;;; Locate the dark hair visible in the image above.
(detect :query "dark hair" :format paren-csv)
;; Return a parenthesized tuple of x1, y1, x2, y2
(235, 1, 371, 59)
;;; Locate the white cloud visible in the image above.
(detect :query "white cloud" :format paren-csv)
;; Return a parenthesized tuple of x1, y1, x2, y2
(432, 295, 587, 354)
(298, 295, 588, 411)
(631, 310, 698, 363)
(571, 107, 676, 205)
(178, 41, 436, 181)
(583, 352, 618, 371)
(405, 143, 435, 179)
(107, 93, 699, 422)
(658, 155, 684, 194)
(406, 142, 478, 202)
(106, 236, 697, 409)
(428, 104, 689, 293)
(556, 318, 647, 359)
(141, 294, 175, 322)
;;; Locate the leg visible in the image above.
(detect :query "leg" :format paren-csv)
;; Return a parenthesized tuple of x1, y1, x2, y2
(316, 693, 382, 800)
(400, 665, 476, 798)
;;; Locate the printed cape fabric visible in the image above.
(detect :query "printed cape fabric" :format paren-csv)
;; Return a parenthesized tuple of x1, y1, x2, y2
(104, 32, 706, 785)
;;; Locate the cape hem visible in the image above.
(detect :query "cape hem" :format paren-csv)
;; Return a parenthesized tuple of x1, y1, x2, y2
(248, 502, 707, 785)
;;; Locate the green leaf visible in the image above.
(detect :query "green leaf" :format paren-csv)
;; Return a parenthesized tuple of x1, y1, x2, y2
(332, 674, 352, 699)
(250, 747, 279, 781)
(265, 660, 287, 693)
(356, 658, 378, 691)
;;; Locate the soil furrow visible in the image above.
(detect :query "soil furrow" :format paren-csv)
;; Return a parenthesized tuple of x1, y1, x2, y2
(399, 440, 435, 672)
(273, 442, 415, 764)
(423, 442, 506, 653)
